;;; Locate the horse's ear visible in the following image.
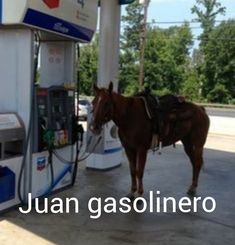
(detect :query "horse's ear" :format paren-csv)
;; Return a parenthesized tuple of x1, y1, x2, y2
(108, 81, 113, 94)
(93, 83, 99, 94)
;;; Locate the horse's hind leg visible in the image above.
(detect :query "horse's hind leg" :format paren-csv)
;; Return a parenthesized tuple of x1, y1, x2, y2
(124, 146, 137, 199)
(182, 139, 204, 196)
(188, 147, 204, 196)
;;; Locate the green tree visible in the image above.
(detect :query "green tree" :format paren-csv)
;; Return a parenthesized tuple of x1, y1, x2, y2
(78, 35, 99, 95)
(144, 24, 193, 94)
(181, 69, 202, 101)
(121, 1, 194, 96)
(203, 20, 235, 103)
(191, 0, 227, 102)
(120, 0, 145, 94)
(191, 0, 226, 48)
(121, 0, 144, 51)
(119, 49, 139, 94)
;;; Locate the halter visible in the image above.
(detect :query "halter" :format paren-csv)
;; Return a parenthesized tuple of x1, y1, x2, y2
(91, 91, 114, 132)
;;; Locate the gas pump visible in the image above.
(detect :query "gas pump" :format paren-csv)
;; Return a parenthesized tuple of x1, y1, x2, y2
(33, 86, 76, 152)
(0, 0, 98, 212)
(0, 114, 25, 204)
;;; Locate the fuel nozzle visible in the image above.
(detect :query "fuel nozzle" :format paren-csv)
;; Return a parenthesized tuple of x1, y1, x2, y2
(43, 129, 55, 150)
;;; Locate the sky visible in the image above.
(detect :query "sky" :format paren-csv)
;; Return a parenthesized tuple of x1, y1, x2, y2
(146, 0, 235, 39)
(148, 0, 234, 21)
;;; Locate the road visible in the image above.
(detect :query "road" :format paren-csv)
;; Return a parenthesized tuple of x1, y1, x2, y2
(206, 107, 235, 118)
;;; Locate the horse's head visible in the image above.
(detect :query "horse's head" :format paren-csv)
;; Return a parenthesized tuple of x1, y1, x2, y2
(90, 82, 114, 135)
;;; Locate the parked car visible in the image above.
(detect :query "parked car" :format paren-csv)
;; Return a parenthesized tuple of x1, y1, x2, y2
(76, 98, 91, 121)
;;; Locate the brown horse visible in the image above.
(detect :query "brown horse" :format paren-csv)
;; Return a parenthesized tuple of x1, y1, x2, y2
(90, 82, 210, 197)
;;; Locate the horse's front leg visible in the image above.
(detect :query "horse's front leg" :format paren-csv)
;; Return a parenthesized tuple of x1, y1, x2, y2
(124, 147, 137, 199)
(136, 148, 148, 196)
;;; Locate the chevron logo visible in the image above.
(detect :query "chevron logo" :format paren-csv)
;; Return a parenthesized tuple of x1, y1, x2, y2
(43, 0, 60, 9)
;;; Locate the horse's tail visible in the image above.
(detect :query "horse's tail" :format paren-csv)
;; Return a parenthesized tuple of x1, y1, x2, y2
(201, 105, 210, 173)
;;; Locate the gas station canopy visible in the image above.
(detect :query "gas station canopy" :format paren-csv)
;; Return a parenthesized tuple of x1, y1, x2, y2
(0, 0, 98, 42)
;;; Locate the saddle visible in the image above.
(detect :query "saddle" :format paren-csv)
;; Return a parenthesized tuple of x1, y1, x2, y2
(136, 90, 193, 150)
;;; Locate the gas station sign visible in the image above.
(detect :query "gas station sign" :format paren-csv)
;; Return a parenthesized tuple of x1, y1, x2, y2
(43, 0, 60, 9)
(0, 0, 98, 42)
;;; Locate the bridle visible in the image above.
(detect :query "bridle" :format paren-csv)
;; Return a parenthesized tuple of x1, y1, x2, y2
(90, 91, 114, 133)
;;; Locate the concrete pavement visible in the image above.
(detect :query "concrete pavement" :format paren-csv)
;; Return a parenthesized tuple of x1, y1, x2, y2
(0, 112, 235, 245)
(0, 131, 235, 245)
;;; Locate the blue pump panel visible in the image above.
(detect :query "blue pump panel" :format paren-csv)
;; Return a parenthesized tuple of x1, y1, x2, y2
(0, 167, 15, 203)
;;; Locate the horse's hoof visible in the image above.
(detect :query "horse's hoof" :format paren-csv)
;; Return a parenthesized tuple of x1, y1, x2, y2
(135, 198, 144, 206)
(187, 189, 196, 196)
(131, 193, 144, 206)
(126, 193, 136, 201)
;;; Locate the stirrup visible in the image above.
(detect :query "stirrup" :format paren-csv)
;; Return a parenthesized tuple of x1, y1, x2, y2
(151, 134, 159, 152)
(158, 141, 162, 155)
